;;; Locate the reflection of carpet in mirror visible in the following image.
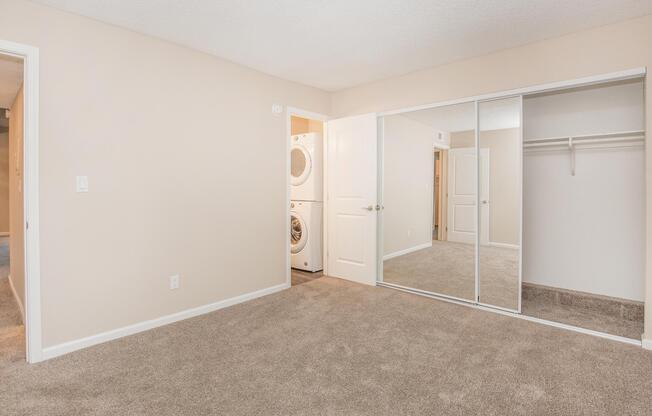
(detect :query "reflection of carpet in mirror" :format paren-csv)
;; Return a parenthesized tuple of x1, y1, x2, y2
(383, 240, 519, 310)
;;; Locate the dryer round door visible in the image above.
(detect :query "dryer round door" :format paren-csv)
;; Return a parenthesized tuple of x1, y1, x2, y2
(290, 144, 312, 186)
(290, 212, 308, 254)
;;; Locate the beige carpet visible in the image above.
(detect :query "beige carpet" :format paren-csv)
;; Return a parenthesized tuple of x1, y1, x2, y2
(383, 240, 519, 309)
(2, 277, 652, 415)
(522, 283, 644, 340)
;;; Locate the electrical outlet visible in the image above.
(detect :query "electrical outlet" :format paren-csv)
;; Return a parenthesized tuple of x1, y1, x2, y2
(76, 176, 89, 192)
(169, 274, 180, 290)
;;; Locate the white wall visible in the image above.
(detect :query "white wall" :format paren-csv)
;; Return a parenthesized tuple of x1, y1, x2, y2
(524, 80, 645, 138)
(0, 0, 331, 348)
(523, 80, 645, 301)
(383, 115, 434, 257)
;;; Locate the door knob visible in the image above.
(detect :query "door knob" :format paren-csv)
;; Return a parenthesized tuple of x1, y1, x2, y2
(362, 205, 374, 211)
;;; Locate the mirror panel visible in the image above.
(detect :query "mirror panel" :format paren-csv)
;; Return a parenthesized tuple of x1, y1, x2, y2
(477, 97, 522, 310)
(381, 102, 477, 301)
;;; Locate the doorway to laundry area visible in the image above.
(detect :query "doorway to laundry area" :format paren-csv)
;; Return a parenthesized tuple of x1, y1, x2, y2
(286, 108, 327, 287)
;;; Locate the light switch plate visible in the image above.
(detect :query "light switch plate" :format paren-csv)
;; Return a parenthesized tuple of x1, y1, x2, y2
(76, 176, 89, 192)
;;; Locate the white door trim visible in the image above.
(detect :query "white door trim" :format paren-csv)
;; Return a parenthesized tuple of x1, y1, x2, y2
(0, 39, 42, 363)
(285, 107, 329, 286)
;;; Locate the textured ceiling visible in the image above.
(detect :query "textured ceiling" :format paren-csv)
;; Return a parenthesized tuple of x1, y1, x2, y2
(32, 0, 652, 91)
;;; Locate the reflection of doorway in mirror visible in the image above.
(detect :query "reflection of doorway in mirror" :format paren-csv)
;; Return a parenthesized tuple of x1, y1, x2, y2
(432, 150, 449, 242)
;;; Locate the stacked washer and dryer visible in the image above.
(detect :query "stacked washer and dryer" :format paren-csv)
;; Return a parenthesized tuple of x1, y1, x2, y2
(290, 132, 323, 272)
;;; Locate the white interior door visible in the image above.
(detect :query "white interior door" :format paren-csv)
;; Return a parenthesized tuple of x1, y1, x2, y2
(447, 148, 476, 244)
(447, 148, 489, 244)
(326, 113, 378, 285)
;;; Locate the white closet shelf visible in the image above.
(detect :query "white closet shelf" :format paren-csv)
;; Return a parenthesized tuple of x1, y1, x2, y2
(523, 130, 645, 176)
(524, 130, 645, 147)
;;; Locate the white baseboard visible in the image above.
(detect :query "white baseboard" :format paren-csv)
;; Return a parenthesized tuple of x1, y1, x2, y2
(487, 241, 519, 250)
(643, 338, 652, 350)
(42, 281, 290, 361)
(383, 241, 432, 261)
(7, 274, 25, 322)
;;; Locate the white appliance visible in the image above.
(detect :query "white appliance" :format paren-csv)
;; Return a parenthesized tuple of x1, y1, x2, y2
(290, 200, 323, 272)
(290, 133, 323, 201)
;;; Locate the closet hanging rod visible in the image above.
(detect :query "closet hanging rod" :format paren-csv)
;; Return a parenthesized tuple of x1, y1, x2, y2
(523, 129, 645, 144)
(523, 130, 645, 176)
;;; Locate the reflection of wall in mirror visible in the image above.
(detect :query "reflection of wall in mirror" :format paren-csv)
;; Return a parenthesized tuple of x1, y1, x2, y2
(383, 115, 435, 257)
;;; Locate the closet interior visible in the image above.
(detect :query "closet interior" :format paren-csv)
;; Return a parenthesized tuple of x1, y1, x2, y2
(378, 74, 645, 340)
(521, 78, 645, 338)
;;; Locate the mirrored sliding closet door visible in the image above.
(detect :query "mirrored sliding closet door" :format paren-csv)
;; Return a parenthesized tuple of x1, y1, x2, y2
(477, 97, 522, 311)
(379, 97, 523, 312)
(380, 102, 477, 302)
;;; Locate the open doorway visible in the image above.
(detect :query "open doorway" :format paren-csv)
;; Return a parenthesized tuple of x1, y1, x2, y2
(0, 39, 40, 363)
(0, 52, 25, 363)
(287, 110, 327, 287)
(432, 149, 447, 241)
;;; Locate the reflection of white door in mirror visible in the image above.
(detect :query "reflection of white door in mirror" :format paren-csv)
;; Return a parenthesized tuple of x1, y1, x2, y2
(447, 147, 489, 244)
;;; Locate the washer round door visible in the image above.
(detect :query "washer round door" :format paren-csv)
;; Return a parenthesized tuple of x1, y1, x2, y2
(290, 212, 308, 254)
(290, 144, 312, 186)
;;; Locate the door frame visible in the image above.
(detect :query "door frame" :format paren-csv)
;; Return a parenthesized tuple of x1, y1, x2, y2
(0, 39, 41, 363)
(285, 107, 329, 287)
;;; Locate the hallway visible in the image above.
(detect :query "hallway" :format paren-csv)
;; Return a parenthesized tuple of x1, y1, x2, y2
(0, 236, 23, 364)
